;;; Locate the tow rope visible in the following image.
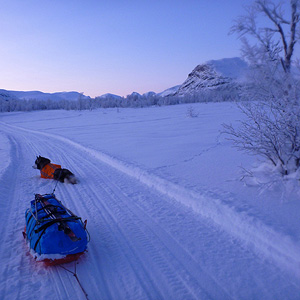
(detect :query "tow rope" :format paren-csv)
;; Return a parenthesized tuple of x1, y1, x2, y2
(48, 170, 90, 300)
(57, 262, 89, 300)
(52, 169, 62, 194)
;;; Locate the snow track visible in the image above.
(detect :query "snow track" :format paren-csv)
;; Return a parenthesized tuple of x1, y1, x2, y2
(1, 122, 300, 300)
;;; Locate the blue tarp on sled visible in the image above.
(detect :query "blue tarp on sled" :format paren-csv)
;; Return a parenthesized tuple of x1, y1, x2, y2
(25, 194, 88, 257)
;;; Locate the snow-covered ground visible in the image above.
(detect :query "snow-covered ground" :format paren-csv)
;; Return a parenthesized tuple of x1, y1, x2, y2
(0, 102, 299, 300)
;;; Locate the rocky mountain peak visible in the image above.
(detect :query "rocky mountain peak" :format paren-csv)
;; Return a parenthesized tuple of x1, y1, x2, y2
(175, 63, 233, 96)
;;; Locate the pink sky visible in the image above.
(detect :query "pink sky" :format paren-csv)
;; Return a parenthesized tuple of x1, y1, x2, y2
(1, 0, 295, 98)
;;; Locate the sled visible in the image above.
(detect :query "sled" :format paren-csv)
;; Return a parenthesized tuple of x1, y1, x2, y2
(24, 193, 89, 265)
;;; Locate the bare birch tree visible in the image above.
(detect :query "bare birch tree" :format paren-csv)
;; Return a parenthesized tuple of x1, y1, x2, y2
(224, 0, 300, 176)
(230, 0, 300, 72)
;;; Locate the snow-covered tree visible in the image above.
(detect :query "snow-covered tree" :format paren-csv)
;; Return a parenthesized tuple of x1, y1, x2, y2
(224, 0, 300, 176)
(230, 0, 300, 73)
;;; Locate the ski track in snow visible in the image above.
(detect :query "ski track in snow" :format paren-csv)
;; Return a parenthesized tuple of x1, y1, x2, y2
(0, 121, 300, 300)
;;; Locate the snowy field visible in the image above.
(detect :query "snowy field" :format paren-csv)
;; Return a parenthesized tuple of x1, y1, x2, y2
(0, 102, 299, 299)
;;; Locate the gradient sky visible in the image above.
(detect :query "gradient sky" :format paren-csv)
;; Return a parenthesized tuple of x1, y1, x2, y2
(0, 0, 256, 97)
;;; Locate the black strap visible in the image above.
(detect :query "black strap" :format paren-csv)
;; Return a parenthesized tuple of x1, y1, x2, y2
(33, 217, 81, 251)
(27, 204, 65, 224)
(34, 227, 47, 252)
(34, 216, 80, 233)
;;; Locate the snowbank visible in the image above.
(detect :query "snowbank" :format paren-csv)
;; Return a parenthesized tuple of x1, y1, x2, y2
(0, 131, 11, 180)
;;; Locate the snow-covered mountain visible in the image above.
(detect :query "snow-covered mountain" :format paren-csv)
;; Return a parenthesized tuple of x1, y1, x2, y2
(157, 85, 181, 97)
(175, 64, 232, 96)
(0, 89, 18, 101)
(173, 57, 248, 97)
(94, 57, 248, 101)
(130, 92, 142, 98)
(98, 93, 123, 100)
(143, 91, 156, 97)
(1, 90, 90, 101)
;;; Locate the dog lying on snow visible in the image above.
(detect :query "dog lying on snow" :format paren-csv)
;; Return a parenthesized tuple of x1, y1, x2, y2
(33, 155, 77, 184)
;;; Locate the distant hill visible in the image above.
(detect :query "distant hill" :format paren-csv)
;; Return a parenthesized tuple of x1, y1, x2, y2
(0, 89, 18, 101)
(98, 93, 123, 100)
(0, 90, 90, 101)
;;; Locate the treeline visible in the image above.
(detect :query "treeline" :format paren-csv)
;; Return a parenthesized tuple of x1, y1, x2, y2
(0, 88, 239, 113)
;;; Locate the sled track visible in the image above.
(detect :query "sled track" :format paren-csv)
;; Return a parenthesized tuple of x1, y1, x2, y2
(51, 136, 232, 299)
(1, 122, 300, 300)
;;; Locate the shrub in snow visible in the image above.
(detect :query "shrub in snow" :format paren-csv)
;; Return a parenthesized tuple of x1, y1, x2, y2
(240, 161, 300, 201)
(186, 106, 199, 118)
(224, 64, 300, 176)
(224, 0, 300, 177)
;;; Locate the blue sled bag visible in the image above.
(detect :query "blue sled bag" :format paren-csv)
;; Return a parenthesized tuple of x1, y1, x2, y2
(24, 194, 89, 265)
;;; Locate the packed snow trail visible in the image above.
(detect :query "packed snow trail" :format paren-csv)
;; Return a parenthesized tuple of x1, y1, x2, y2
(0, 123, 300, 300)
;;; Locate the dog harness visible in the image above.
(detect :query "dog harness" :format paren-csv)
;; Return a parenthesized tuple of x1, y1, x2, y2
(40, 163, 61, 179)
